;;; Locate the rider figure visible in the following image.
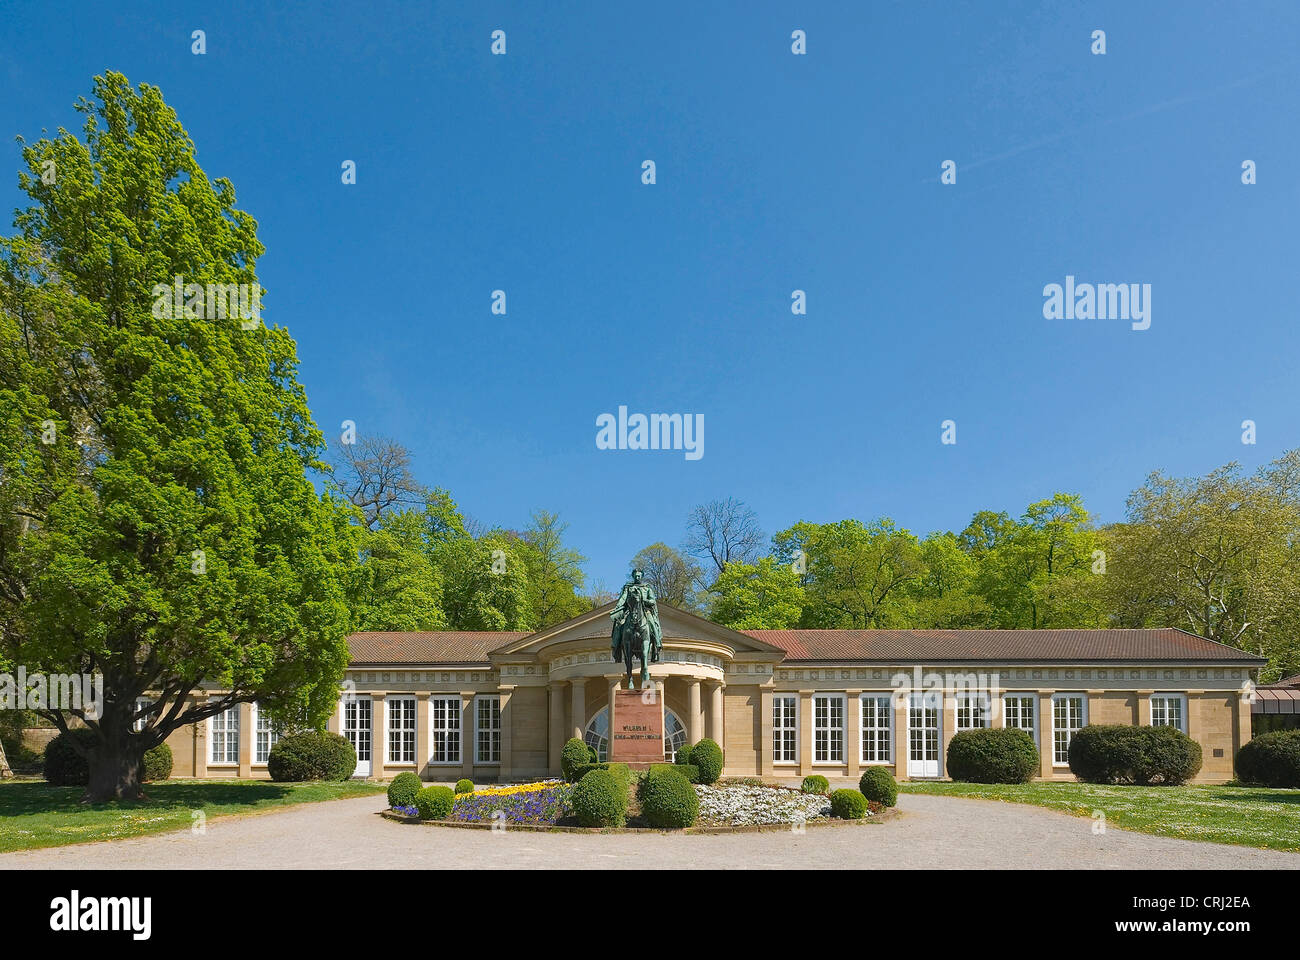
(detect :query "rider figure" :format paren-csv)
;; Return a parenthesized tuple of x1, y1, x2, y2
(610, 568, 663, 688)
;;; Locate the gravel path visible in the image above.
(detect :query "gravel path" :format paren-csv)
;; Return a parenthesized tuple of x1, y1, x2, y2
(3, 791, 1297, 869)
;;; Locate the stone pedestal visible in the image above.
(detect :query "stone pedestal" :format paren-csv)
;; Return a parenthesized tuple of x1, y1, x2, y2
(608, 688, 664, 769)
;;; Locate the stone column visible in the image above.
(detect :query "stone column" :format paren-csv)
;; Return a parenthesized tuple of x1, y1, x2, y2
(548, 682, 566, 775)
(1038, 692, 1055, 779)
(371, 693, 387, 779)
(845, 689, 861, 782)
(686, 678, 703, 744)
(798, 690, 814, 777)
(194, 695, 208, 779)
(1186, 691, 1203, 742)
(759, 683, 774, 777)
(497, 686, 513, 782)
(570, 678, 586, 742)
(1234, 686, 1253, 755)
(416, 696, 430, 780)
(460, 692, 476, 780)
(607, 675, 621, 757)
(892, 693, 908, 781)
(237, 702, 253, 779)
(1136, 690, 1154, 728)
(708, 682, 724, 744)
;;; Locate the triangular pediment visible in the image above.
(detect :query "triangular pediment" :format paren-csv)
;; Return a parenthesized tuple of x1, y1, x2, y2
(487, 601, 786, 661)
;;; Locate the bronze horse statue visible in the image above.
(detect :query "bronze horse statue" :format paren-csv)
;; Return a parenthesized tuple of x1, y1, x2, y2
(610, 568, 662, 689)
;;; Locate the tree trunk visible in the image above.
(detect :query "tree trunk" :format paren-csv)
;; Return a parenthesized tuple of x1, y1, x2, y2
(84, 742, 143, 802)
(0, 736, 13, 779)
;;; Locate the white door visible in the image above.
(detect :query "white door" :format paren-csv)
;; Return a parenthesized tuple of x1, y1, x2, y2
(907, 692, 941, 778)
(342, 696, 372, 777)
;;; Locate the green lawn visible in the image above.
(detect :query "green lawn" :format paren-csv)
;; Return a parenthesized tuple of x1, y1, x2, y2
(0, 779, 388, 853)
(898, 779, 1300, 852)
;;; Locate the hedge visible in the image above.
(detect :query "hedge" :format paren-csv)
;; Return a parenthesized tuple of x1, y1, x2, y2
(561, 738, 591, 782)
(638, 766, 699, 828)
(1235, 730, 1300, 787)
(387, 771, 423, 808)
(455, 778, 475, 794)
(801, 775, 829, 795)
(415, 785, 455, 820)
(573, 769, 628, 827)
(830, 788, 869, 820)
(674, 743, 693, 765)
(946, 728, 1039, 784)
(267, 731, 357, 782)
(858, 766, 898, 807)
(649, 762, 698, 783)
(1068, 724, 1203, 785)
(690, 738, 724, 784)
(43, 729, 173, 786)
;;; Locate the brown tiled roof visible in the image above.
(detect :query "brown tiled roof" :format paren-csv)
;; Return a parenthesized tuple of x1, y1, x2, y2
(1253, 687, 1300, 714)
(740, 628, 1265, 663)
(347, 631, 528, 665)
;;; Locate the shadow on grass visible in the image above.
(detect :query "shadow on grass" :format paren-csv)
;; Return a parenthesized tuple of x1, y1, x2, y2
(1208, 787, 1300, 805)
(0, 781, 295, 816)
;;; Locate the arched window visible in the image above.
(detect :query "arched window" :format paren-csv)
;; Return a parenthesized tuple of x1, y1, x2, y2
(585, 707, 689, 762)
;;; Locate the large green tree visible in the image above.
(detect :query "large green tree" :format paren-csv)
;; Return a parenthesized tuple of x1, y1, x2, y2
(631, 542, 701, 611)
(707, 556, 803, 629)
(0, 73, 352, 800)
(520, 510, 586, 628)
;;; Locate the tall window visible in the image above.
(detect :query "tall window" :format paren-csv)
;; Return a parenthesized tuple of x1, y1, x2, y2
(387, 696, 417, 764)
(664, 710, 687, 762)
(1003, 694, 1036, 744)
(430, 696, 461, 764)
(860, 694, 892, 764)
(476, 696, 501, 764)
(209, 704, 240, 765)
(132, 698, 155, 734)
(773, 695, 798, 764)
(813, 694, 846, 764)
(955, 693, 989, 732)
(1150, 694, 1186, 733)
(584, 709, 609, 762)
(1052, 694, 1086, 765)
(252, 703, 281, 764)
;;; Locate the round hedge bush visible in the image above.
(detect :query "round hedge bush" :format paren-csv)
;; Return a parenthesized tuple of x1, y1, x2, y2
(674, 743, 693, 765)
(561, 737, 590, 782)
(638, 767, 699, 828)
(946, 727, 1038, 784)
(387, 771, 423, 808)
(1068, 724, 1202, 785)
(830, 788, 869, 819)
(858, 766, 898, 807)
(415, 785, 455, 820)
(267, 730, 357, 782)
(43, 729, 173, 785)
(801, 774, 829, 795)
(1235, 730, 1300, 787)
(455, 778, 475, 794)
(142, 742, 173, 782)
(587, 744, 599, 763)
(572, 769, 628, 827)
(689, 738, 724, 784)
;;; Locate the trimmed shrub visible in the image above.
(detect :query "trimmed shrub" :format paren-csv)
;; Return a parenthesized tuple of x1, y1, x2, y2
(267, 730, 357, 782)
(561, 738, 591, 782)
(946, 728, 1039, 784)
(1235, 730, 1300, 788)
(415, 785, 455, 820)
(1068, 724, 1202, 785)
(387, 771, 423, 808)
(858, 766, 898, 807)
(587, 744, 599, 763)
(674, 743, 693, 765)
(606, 763, 631, 792)
(649, 762, 698, 783)
(572, 761, 611, 781)
(141, 743, 173, 782)
(572, 769, 628, 827)
(690, 738, 724, 784)
(43, 729, 173, 786)
(455, 778, 475, 794)
(830, 788, 869, 819)
(801, 775, 829, 794)
(638, 767, 699, 828)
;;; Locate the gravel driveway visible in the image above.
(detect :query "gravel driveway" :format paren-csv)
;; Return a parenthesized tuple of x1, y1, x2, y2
(2, 791, 1297, 869)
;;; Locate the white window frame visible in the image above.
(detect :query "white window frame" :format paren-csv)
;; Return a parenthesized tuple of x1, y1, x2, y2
(954, 692, 991, 732)
(250, 702, 281, 765)
(475, 695, 501, 765)
(132, 697, 155, 734)
(1051, 693, 1087, 767)
(812, 693, 847, 766)
(773, 694, 798, 765)
(1002, 693, 1037, 746)
(1149, 693, 1187, 733)
(386, 695, 418, 765)
(429, 695, 462, 765)
(859, 694, 892, 764)
(208, 704, 240, 766)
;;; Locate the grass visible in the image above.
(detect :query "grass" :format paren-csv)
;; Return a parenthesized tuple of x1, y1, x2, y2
(898, 779, 1300, 852)
(0, 778, 387, 853)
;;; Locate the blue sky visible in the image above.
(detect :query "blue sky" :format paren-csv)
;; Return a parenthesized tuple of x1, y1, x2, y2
(3, 1, 1299, 589)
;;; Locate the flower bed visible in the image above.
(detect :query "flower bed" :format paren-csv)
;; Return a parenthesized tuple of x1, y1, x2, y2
(693, 783, 839, 826)
(448, 780, 574, 826)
